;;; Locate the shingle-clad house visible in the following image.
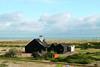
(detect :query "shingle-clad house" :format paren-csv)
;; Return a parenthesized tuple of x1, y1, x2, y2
(25, 37, 47, 53)
(47, 43, 56, 52)
(25, 36, 75, 54)
(56, 44, 68, 54)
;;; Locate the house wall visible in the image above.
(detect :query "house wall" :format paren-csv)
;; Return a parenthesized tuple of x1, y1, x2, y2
(56, 44, 64, 54)
(63, 46, 68, 53)
(25, 38, 75, 54)
(70, 45, 75, 52)
(47, 44, 56, 52)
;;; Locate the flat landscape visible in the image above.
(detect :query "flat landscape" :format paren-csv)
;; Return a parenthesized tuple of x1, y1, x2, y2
(0, 39, 99, 67)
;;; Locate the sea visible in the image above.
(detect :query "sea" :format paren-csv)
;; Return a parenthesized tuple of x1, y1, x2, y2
(0, 37, 100, 41)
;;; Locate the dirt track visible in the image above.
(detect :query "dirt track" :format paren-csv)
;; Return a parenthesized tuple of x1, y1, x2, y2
(1, 60, 99, 67)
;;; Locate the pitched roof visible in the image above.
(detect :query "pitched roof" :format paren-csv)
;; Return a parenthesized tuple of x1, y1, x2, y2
(27, 38, 48, 47)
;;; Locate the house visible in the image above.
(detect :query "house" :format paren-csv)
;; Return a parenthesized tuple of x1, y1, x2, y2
(25, 35, 75, 54)
(25, 36, 47, 53)
(47, 43, 56, 52)
(56, 44, 68, 54)
(47, 43, 75, 54)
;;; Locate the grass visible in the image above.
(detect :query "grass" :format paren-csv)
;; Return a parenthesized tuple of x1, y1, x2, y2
(0, 63, 8, 67)
(50, 48, 100, 64)
(0, 40, 99, 65)
(0, 55, 49, 63)
(92, 56, 100, 60)
(0, 56, 32, 62)
(76, 48, 100, 53)
(75, 48, 100, 62)
(0, 40, 28, 47)
(0, 45, 24, 47)
(56, 64, 63, 67)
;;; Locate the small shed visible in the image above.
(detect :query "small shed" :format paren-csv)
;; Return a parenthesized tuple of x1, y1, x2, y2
(47, 43, 56, 52)
(56, 44, 68, 54)
(25, 39, 47, 53)
(47, 43, 75, 54)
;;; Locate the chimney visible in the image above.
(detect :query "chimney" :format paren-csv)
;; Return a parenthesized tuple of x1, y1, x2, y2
(39, 35, 44, 42)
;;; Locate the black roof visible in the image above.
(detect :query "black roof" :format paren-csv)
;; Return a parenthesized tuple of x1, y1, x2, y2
(55, 43, 74, 48)
(26, 38, 48, 47)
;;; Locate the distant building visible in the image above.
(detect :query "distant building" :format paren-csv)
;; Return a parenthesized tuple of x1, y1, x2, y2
(56, 44, 68, 54)
(25, 38, 47, 53)
(47, 43, 75, 54)
(47, 43, 56, 52)
(25, 36, 75, 54)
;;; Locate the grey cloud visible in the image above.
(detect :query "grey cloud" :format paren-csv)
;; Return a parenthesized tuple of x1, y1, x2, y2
(0, 12, 100, 36)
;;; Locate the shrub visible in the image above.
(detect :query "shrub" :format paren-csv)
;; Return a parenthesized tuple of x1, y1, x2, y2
(4, 49, 17, 58)
(50, 57, 64, 62)
(47, 51, 55, 58)
(32, 52, 39, 57)
(43, 51, 56, 60)
(0, 63, 8, 67)
(80, 43, 90, 49)
(31, 51, 55, 60)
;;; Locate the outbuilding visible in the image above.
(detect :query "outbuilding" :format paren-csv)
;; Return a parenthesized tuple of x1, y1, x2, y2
(56, 44, 68, 54)
(47, 43, 56, 52)
(48, 43, 75, 54)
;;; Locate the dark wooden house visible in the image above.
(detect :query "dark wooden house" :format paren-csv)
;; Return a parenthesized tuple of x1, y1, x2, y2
(47, 43, 56, 52)
(25, 39, 47, 53)
(47, 43, 75, 54)
(55, 44, 68, 54)
(25, 35, 75, 54)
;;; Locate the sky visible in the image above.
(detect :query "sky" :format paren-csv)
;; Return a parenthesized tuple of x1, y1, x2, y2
(0, 0, 100, 39)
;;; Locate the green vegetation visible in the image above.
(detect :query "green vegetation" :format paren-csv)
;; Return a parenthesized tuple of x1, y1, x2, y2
(0, 40, 99, 65)
(0, 63, 8, 67)
(31, 51, 55, 60)
(76, 42, 100, 49)
(88, 52, 100, 61)
(51, 54, 91, 64)
(4, 49, 17, 58)
(51, 52, 100, 64)
(30, 49, 99, 64)
(0, 48, 98, 64)
(44, 51, 55, 59)
(0, 45, 24, 47)
(64, 53, 94, 64)
(56, 64, 63, 67)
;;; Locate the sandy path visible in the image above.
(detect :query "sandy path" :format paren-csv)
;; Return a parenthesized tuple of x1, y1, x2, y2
(0, 60, 56, 67)
(8, 62, 56, 67)
(1, 60, 99, 67)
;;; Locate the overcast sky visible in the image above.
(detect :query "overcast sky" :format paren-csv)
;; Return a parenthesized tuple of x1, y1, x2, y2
(0, 0, 100, 39)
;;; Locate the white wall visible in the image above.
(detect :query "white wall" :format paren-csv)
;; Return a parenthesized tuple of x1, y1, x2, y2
(70, 45, 75, 52)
